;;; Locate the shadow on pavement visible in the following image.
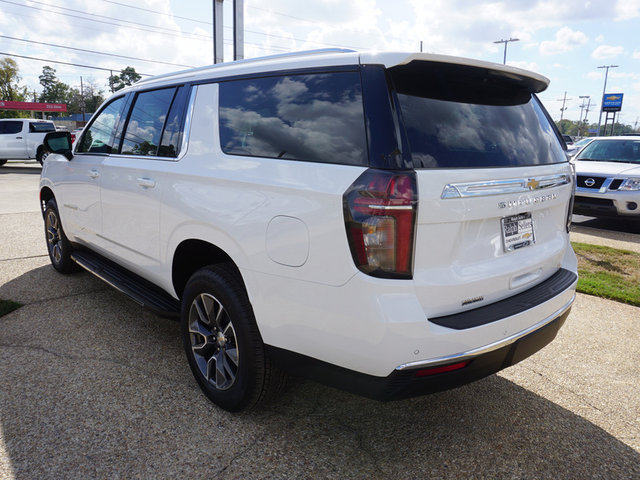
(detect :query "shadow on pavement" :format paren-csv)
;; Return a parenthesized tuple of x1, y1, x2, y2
(0, 164, 41, 175)
(1, 267, 639, 479)
(572, 215, 640, 235)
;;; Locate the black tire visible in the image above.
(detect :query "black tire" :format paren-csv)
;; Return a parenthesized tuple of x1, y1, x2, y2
(44, 199, 80, 273)
(36, 147, 48, 165)
(0, 159, 6, 166)
(181, 264, 286, 412)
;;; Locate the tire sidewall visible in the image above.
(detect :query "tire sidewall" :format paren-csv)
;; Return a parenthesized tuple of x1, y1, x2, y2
(44, 199, 75, 273)
(180, 267, 264, 412)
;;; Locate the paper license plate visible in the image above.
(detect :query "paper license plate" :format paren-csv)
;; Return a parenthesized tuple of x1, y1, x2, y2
(501, 212, 535, 252)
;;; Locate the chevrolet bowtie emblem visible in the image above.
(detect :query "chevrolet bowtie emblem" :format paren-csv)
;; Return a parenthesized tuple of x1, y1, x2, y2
(526, 179, 540, 190)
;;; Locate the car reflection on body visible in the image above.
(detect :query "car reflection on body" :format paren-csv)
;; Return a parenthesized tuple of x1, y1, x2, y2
(573, 136, 640, 218)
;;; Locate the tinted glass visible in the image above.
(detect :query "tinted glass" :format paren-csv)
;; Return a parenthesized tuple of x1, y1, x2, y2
(219, 72, 367, 166)
(398, 94, 566, 168)
(29, 122, 56, 133)
(0, 121, 23, 135)
(77, 96, 127, 154)
(576, 139, 640, 164)
(121, 87, 176, 157)
(158, 86, 189, 158)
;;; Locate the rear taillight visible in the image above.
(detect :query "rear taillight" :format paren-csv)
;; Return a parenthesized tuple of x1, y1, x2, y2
(343, 169, 418, 279)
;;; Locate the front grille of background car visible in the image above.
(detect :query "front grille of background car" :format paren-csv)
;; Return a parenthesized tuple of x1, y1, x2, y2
(577, 175, 606, 189)
(609, 179, 623, 190)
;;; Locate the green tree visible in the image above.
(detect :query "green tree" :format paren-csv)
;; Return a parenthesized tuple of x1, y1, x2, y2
(108, 66, 142, 92)
(0, 57, 30, 118)
(38, 66, 70, 106)
(67, 79, 105, 115)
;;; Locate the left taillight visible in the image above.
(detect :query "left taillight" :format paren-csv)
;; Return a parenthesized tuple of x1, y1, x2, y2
(343, 169, 418, 279)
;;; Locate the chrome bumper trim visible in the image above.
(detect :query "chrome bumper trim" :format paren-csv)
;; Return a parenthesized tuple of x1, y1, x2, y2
(395, 293, 576, 371)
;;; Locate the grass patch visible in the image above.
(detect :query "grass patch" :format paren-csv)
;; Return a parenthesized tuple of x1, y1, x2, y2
(0, 299, 22, 317)
(572, 242, 640, 307)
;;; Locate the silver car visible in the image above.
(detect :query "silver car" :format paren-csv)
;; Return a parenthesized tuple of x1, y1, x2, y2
(573, 136, 640, 218)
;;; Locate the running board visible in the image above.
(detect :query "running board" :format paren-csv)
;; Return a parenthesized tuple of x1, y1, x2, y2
(71, 250, 181, 319)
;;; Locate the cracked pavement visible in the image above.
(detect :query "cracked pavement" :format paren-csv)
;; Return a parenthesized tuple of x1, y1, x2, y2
(1, 162, 639, 479)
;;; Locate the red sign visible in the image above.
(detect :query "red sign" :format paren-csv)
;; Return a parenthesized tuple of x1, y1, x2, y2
(0, 100, 67, 112)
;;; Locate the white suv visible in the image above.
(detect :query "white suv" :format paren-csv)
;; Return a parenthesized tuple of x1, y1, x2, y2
(40, 49, 577, 411)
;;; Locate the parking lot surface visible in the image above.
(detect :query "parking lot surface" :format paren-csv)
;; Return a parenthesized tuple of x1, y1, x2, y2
(1, 162, 639, 479)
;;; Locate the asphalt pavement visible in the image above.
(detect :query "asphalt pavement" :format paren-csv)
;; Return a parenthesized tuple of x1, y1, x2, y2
(1, 161, 639, 479)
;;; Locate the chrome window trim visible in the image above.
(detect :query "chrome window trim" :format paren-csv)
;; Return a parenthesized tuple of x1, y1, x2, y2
(441, 174, 571, 199)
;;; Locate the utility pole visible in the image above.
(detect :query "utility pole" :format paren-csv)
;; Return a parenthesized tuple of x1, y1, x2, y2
(596, 64, 619, 135)
(557, 91, 571, 121)
(80, 76, 86, 123)
(578, 95, 590, 136)
(493, 37, 520, 64)
(420, 41, 423, 53)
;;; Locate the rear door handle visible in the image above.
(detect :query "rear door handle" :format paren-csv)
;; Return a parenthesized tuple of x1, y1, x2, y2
(88, 169, 100, 179)
(137, 177, 156, 189)
(16, 136, 22, 139)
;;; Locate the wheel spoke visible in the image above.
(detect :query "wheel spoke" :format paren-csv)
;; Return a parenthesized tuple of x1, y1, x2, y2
(225, 347, 239, 367)
(194, 295, 212, 326)
(52, 243, 62, 262)
(215, 351, 228, 387)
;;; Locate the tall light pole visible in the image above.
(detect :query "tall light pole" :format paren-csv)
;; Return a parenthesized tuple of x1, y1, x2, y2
(596, 64, 619, 135)
(493, 38, 520, 64)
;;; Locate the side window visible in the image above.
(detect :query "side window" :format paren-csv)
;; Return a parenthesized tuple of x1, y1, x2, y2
(158, 86, 189, 158)
(77, 96, 127, 154)
(29, 122, 56, 133)
(218, 72, 368, 166)
(0, 121, 23, 135)
(121, 87, 176, 157)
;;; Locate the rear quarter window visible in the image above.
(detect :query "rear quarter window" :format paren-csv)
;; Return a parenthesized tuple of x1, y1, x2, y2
(29, 122, 56, 133)
(218, 71, 368, 166)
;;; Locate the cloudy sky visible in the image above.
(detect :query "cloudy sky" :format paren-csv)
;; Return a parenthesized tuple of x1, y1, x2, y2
(1, 0, 639, 128)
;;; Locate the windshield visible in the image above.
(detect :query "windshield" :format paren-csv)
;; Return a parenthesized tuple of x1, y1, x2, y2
(576, 139, 640, 164)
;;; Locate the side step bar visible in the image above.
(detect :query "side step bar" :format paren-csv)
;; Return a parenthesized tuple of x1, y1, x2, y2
(71, 250, 181, 319)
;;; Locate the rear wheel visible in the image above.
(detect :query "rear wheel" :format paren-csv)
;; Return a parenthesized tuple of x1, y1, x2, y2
(44, 199, 80, 273)
(181, 264, 286, 412)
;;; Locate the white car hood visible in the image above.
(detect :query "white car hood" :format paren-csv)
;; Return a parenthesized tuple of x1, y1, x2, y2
(574, 160, 640, 176)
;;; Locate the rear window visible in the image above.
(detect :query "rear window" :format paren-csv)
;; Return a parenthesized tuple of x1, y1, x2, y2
(218, 72, 367, 166)
(576, 140, 640, 164)
(0, 121, 23, 134)
(29, 122, 55, 133)
(392, 63, 566, 169)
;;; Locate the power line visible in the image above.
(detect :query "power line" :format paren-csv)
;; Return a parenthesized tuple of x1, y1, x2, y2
(101, 0, 210, 26)
(0, 51, 152, 76)
(0, 35, 195, 68)
(0, 0, 211, 41)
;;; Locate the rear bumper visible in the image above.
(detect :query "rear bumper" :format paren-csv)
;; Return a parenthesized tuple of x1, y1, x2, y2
(267, 301, 572, 401)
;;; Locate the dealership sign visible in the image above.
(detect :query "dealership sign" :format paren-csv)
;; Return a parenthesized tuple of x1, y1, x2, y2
(0, 100, 67, 112)
(602, 93, 623, 112)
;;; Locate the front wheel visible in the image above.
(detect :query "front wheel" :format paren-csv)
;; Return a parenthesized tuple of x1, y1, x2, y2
(181, 264, 286, 412)
(36, 147, 49, 165)
(44, 199, 80, 273)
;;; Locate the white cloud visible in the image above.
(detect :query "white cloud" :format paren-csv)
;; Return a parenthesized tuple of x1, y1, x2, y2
(595, 34, 605, 43)
(539, 27, 588, 55)
(591, 45, 625, 59)
(633, 50, 640, 59)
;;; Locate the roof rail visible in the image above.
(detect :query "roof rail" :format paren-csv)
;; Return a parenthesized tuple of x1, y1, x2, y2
(135, 48, 357, 85)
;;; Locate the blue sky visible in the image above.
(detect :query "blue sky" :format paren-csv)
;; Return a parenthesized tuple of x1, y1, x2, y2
(1, 0, 639, 128)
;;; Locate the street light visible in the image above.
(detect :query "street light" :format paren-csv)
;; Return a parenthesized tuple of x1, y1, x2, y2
(596, 64, 619, 135)
(493, 38, 520, 64)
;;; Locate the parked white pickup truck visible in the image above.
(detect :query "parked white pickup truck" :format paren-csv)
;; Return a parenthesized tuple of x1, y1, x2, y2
(0, 118, 56, 166)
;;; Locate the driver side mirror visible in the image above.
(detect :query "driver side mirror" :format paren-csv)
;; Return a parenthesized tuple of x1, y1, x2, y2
(43, 131, 73, 160)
